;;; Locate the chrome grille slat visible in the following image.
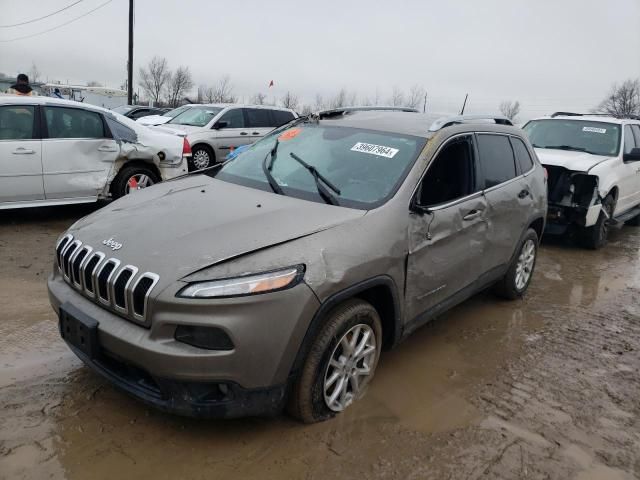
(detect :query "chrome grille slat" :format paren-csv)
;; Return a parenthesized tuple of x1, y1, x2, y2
(57, 235, 159, 324)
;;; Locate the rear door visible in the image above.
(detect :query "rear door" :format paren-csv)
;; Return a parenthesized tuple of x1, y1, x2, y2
(245, 108, 274, 141)
(42, 106, 119, 200)
(0, 104, 44, 203)
(210, 108, 252, 159)
(406, 134, 488, 319)
(476, 133, 526, 272)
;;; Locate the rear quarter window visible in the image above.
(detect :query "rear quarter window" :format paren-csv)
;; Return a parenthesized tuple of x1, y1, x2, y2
(477, 134, 517, 188)
(510, 136, 534, 173)
(271, 110, 295, 127)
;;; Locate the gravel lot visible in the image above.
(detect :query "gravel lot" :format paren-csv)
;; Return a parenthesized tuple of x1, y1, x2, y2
(1, 204, 639, 480)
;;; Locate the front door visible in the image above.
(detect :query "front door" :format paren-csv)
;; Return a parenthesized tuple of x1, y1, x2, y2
(617, 125, 640, 214)
(41, 106, 119, 200)
(406, 134, 488, 320)
(211, 108, 254, 159)
(245, 108, 275, 141)
(0, 104, 44, 204)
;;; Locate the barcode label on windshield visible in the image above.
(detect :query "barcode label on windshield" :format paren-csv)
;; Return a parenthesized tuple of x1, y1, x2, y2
(351, 142, 399, 158)
(583, 127, 607, 134)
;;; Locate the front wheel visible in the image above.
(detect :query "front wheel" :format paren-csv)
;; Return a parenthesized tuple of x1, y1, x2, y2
(111, 165, 160, 199)
(287, 299, 382, 423)
(581, 195, 614, 249)
(494, 228, 539, 300)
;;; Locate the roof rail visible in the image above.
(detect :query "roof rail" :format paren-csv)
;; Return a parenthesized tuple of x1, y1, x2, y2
(317, 106, 419, 119)
(549, 111, 640, 119)
(428, 114, 513, 132)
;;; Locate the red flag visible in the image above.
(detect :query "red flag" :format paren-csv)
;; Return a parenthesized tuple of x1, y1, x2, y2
(268, 80, 274, 88)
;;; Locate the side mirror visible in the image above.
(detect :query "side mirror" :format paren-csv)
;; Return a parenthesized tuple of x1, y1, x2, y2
(623, 147, 640, 162)
(409, 201, 432, 215)
(213, 121, 229, 130)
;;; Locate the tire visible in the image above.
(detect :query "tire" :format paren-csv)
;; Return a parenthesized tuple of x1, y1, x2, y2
(190, 145, 214, 171)
(494, 228, 539, 300)
(581, 195, 614, 249)
(287, 299, 382, 423)
(111, 165, 160, 199)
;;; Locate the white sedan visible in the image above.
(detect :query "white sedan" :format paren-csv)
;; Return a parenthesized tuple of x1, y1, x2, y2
(136, 104, 196, 127)
(0, 96, 190, 210)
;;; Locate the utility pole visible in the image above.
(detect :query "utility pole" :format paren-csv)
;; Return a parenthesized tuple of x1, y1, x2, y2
(460, 93, 469, 115)
(127, 0, 134, 105)
(423, 91, 428, 113)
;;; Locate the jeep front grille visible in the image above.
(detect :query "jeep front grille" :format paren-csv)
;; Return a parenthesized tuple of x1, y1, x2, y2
(55, 234, 159, 325)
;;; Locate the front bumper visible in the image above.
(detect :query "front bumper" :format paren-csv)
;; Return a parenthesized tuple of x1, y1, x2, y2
(48, 271, 320, 417)
(545, 203, 602, 234)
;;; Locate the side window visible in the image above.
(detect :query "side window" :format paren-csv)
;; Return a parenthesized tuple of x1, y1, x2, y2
(45, 107, 104, 139)
(245, 108, 271, 128)
(624, 125, 637, 154)
(104, 115, 137, 143)
(477, 134, 517, 188)
(0, 105, 35, 140)
(510, 137, 534, 173)
(632, 125, 640, 147)
(418, 135, 477, 207)
(217, 108, 245, 128)
(271, 110, 295, 127)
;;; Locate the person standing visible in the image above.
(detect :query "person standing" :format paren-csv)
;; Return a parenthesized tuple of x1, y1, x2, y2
(6, 74, 35, 96)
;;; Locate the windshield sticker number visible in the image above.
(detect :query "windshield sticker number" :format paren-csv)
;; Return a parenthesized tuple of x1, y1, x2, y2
(583, 127, 607, 134)
(351, 142, 399, 158)
(278, 128, 302, 141)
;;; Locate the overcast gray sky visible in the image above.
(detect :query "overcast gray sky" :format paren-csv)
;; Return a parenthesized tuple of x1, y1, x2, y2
(1, 0, 639, 120)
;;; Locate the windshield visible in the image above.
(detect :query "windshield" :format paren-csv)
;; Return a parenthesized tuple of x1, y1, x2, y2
(113, 105, 133, 114)
(165, 105, 191, 119)
(212, 122, 426, 209)
(523, 119, 621, 156)
(168, 106, 223, 127)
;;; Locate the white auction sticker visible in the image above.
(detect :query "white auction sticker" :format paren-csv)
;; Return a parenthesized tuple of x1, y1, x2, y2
(583, 127, 607, 134)
(351, 142, 399, 158)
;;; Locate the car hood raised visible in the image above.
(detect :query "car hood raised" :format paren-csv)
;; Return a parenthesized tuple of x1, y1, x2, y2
(66, 176, 365, 286)
(535, 148, 614, 172)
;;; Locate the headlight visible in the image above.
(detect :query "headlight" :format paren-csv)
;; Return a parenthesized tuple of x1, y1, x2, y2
(177, 265, 304, 299)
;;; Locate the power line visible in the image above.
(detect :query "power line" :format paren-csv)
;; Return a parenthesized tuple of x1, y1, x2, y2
(0, 0, 112, 43)
(0, 0, 84, 28)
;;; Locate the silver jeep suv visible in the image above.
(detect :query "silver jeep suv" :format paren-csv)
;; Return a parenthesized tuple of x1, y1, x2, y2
(48, 109, 546, 422)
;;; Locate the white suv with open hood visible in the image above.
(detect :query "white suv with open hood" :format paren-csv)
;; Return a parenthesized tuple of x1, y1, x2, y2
(523, 113, 640, 248)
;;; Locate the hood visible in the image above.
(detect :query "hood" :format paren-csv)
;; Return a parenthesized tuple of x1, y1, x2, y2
(535, 148, 614, 172)
(66, 176, 365, 289)
(136, 115, 171, 126)
(152, 124, 202, 136)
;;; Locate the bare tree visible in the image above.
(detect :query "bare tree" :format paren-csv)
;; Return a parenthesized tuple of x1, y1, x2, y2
(499, 100, 521, 121)
(166, 66, 194, 107)
(207, 75, 236, 103)
(197, 84, 208, 103)
(250, 92, 267, 105)
(139, 56, 171, 105)
(330, 89, 348, 109)
(280, 91, 299, 110)
(28, 63, 41, 83)
(314, 94, 325, 111)
(389, 86, 404, 107)
(407, 85, 425, 109)
(300, 104, 313, 116)
(596, 79, 640, 117)
(87, 80, 103, 87)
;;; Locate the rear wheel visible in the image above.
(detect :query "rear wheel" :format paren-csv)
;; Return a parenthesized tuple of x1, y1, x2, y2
(111, 165, 160, 199)
(494, 228, 539, 300)
(287, 299, 382, 423)
(581, 195, 614, 249)
(190, 145, 214, 171)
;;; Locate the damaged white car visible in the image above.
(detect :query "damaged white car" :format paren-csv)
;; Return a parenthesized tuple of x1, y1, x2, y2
(524, 113, 640, 248)
(0, 96, 190, 210)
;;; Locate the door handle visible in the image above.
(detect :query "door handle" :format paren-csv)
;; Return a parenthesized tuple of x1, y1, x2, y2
(463, 209, 482, 221)
(12, 148, 35, 155)
(98, 146, 118, 152)
(518, 189, 530, 199)
(252, 132, 260, 135)
(240, 132, 248, 136)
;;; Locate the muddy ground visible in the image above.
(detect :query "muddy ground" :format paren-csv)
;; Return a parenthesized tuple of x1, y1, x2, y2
(0, 204, 639, 480)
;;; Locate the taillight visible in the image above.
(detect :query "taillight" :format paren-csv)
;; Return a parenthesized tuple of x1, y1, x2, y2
(182, 138, 192, 156)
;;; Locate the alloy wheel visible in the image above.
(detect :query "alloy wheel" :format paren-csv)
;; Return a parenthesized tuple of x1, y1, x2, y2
(192, 149, 210, 169)
(125, 174, 155, 194)
(515, 239, 536, 290)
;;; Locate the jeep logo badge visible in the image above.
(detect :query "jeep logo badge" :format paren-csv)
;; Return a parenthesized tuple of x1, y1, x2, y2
(102, 238, 123, 251)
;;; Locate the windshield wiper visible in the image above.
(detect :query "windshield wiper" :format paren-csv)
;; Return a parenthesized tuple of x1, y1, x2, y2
(262, 139, 284, 195)
(542, 145, 588, 153)
(289, 152, 341, 206)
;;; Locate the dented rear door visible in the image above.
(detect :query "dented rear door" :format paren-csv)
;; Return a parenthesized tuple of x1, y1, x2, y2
(41, 106, 118, 200)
